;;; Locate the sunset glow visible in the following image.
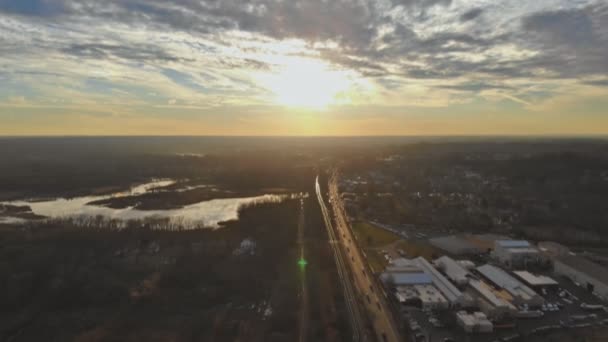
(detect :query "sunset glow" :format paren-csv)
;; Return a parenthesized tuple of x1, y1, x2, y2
(0, 0, 606, 135)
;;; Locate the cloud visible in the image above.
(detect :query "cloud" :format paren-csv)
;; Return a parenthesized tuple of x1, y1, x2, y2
(61, 43, 185, 62)
(584, 79, 608, 87)
(460, 8, 483, 22)
(0, 0, 71, 17)
(519, 4, 608, 77)
(437, 82, 513, 92)
(1, 0, 607, 134)
(392, 0, 452, 10)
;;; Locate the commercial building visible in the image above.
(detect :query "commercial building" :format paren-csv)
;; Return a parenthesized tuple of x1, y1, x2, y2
(381, 258, 431, 286)
(554, 255, 608, 300)
(492, 240, 543, 268)
(456, 311, 494, 333)
(396, 284, 449, 310)
(384, 258, 450, 309)
(468, 279, 517, 319)
(435, 256, 472, 286)
(414, 257, 474, 307)
(476, 264, 544, 307)
(513, 271, 558, 288)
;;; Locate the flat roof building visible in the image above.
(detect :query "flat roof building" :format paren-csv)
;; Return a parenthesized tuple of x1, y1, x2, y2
(456, 311, 493, 333)
(414, 257, 474, 307)
(554, 255, 608, 300)
(435, 256, 472, 286)
(493, 240, 543, 268)
(513, 271, 558, 288)
(396, 284, 449, 310)
(477, 264, 544, 306)
(468, 279, 517, 320)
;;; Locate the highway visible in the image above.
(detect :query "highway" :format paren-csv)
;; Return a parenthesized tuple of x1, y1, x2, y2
(325, 170, 404, 342)
(316, 176, 368, 342)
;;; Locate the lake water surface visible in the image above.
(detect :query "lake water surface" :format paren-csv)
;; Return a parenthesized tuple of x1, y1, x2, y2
(1, 180, 303, 229)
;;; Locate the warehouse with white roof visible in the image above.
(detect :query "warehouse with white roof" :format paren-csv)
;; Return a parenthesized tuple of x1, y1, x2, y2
(513, 271, 558, 288)
(477, 264, 544, 306)
(414, 257, 474, 307)
(492, 240, 543, 268)
(468, 279, 517, 319)
(435, 256, 473, 286)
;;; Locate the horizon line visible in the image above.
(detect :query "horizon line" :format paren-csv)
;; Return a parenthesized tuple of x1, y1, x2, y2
(0, 134, 608, 139)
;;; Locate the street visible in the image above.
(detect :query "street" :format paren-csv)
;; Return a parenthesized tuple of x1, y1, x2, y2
(316, 176, 368, 341)
(326, 170, 404, 342)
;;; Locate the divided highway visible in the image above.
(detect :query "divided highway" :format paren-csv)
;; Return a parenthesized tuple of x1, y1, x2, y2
(317, 172, 404, 342)
(316, 176, 368, 341)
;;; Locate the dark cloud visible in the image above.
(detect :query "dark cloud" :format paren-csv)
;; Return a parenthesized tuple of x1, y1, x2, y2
(392, 0, 452, 9)
(460, 8, 483, 22)
(520, 5, 608, 77)
(523, 8, 596, 48)
(584, 79, 608, 87)
(437, 82, 513, 92)
(0, 0, 71, 17)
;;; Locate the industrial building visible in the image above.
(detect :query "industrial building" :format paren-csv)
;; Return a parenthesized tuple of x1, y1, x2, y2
(477, 264, 544, 307)
(492, 240, 543, 268)
(383, 258, 452, 310)
(381, 258, 431, 286)
(414, 257, 475, 307)
(395, 284, 449, 310)
(435, 256, 473, 286)
(513, 271, 558, 288)
(468, 279, 517, 319)
(456, 311, 493, 333)
(554, 255, 608, 300)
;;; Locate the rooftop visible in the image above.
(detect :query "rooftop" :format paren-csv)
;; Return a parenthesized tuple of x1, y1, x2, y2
(496, 240, 531, 248)
(435, 256, 471, 283)
(390, 273, 433, 285)
(477, 264, 539, 301)
(556, 255, 608, 285)
(513, 271, 558, 287)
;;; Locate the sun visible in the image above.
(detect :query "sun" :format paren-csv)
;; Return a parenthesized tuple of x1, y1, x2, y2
(260, 57, 353, 109)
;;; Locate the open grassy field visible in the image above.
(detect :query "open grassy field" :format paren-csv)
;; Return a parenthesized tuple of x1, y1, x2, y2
(394, 240, 440, 260)
(351, 221, 400, 249)
(351, 221, 400, 273)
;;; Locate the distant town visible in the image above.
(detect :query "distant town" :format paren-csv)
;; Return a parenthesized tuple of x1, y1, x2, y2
(334, 141, 608, 342)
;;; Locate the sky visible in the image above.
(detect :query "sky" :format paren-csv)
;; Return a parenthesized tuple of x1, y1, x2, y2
(0, 0, 607, 136)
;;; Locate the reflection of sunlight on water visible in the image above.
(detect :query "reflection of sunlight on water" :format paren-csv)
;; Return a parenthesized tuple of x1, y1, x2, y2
(1, 180, 308, 230)
(109, 179, 176, 198)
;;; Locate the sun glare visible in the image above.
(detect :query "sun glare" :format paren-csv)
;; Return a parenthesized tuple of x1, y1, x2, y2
(260, 57, 353, 109)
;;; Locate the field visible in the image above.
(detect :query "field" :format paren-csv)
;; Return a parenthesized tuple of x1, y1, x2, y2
(393, 240, 440, 260)
(351, 221, 401, 272)
(352, 221, 401, 249)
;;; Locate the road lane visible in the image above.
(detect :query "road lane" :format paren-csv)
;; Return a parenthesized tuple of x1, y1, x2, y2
(316, 177, 367, 342)
(327, 170, 404, 342)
